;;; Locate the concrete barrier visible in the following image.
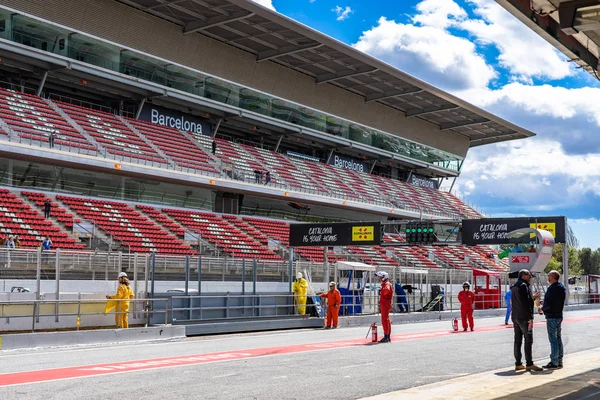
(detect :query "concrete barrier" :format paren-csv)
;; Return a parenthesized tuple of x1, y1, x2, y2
(0, 325, 186, 351)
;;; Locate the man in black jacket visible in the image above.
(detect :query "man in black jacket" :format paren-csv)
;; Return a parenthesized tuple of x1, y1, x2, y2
(542, 270, 566, 369)
(511, 269, 543, 371)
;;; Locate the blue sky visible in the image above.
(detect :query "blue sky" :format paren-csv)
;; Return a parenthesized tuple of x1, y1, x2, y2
(253, 0, 600, 249)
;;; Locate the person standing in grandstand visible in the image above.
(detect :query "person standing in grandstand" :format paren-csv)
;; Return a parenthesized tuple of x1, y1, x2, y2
(106, 272, 135, 328)
(458, 282, 475, 331)
(42, 236, 52, 263)
(292, 272, 308, 315)
(504, 288, 512, 325)
(320, 281, 341, 329)
(376, 271, 393, 343)
(5, 236, 15, 248)
(44, 199, 52, 219)
(265, 171, 271, 185)
(49, 132, 55, 148)
(395, 278, 408, 313)
(254, 169, 262, 184)
(511, 269, 543, 371)
(211, 139, 217, 155)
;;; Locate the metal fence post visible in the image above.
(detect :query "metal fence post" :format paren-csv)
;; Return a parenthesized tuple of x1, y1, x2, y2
(36, 248, 41, 324)
(150, 252, 156, 298)
(55, 249, 60, 323)
(77, 293, 81, 331)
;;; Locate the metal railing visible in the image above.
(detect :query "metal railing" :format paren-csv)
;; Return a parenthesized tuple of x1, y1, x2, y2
(0, 297, 169, 332)
(0, 124, 462, 218)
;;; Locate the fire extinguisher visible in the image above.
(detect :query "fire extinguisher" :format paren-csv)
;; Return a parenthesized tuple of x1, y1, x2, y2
(371, 322, 378, 343)
(452, 318, 458, 332)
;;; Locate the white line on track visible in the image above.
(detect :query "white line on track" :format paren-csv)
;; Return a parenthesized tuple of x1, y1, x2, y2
(211, 372, 239, 379)
(341, 362, 374, 369)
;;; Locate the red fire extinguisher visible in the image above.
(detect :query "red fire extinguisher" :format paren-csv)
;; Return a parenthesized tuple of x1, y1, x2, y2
(452, 318, 459, 332)
(371, 322, 378, 343)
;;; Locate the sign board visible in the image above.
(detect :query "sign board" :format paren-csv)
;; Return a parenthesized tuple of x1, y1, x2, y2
(511, 255, 531, 264)
(289, 222, 381, 247)
(351, 226, 374, 241)
(462, 216, 566, 245)
(408, 174, 439, 190)
(138, 103, 212, 136)
(328, 153, 369, 173)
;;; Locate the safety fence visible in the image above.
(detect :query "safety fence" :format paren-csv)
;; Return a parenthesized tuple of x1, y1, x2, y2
(0, 298, 168, 332)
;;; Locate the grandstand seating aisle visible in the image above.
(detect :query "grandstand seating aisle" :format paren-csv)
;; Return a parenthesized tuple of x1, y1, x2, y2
(0, 189, 84, 249)
(241, 144, 320, 191)
(22, 191, 80, 229)
(0, 89, 97, 151)
(162, 208, 282, 260)
(54, 101, 167, 164)
(125, 118, 220, 174)
(57, 195, 194, 254)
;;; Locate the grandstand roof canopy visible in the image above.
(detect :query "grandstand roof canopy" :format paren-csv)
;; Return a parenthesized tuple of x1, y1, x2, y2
(117, 0, 536, 147)
(496, 0, 600, 80)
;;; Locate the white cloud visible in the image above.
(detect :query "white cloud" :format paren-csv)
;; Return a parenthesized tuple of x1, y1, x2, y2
(459, 82, 600, 125)
(333, 5, 354, 21)
(354, 16, 495, 90)
(453, 137, 600, 216)
(252, 0, 276, 11)
(412, 0, 467, 28)
(460, 0, 572, 81)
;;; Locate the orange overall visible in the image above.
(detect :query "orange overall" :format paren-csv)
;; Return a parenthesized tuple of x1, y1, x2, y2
(321, 288, 341, 328)
(380, 280, 393, 335)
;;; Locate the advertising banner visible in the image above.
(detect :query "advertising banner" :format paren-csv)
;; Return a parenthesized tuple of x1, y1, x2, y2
(289, 222, 381, 247)
(461, 216, 566, 245)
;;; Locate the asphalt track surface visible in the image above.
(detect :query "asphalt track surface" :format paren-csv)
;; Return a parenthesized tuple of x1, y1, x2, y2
(0, 309, 599, 400)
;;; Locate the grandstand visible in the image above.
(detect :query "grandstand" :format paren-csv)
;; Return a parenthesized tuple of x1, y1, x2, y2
(0, 0, 531, 274)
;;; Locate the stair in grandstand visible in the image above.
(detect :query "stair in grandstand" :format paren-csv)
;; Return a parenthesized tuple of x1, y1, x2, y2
(239, 143, 319, 192)
(180, 130, 223, 167)
(53, 101, 169, 166)
(19, 191, 81, 242)
(162, 208, 282, 261)
(0, 189, 85, 250)
(125, 118, 221, 176)
(55, 200, 115, 251)
(120, 118, 177, 169)
(44, 98, 106, 155)
(0, 89, 98, 153)
(135, 204, 220, 257)
(57, 195, 194, 254)
(0, 117, 12, 136)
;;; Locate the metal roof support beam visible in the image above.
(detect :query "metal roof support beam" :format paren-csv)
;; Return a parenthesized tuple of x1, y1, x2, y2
(326, 148, 335, 164)
(183, 11, 254, 35)
(558, 0, 600, 35)
(212, 118, 223, 138)
(135, 98, 146, 120)
(365, 89, 423, 103)
(36, 70, 48, 96)
(406, 104, 460, 118)
(274, 135, 284, 152)
(440, 119, 488, 131)
(316, 68, 377, 84)
(256, 43, 323, 62)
